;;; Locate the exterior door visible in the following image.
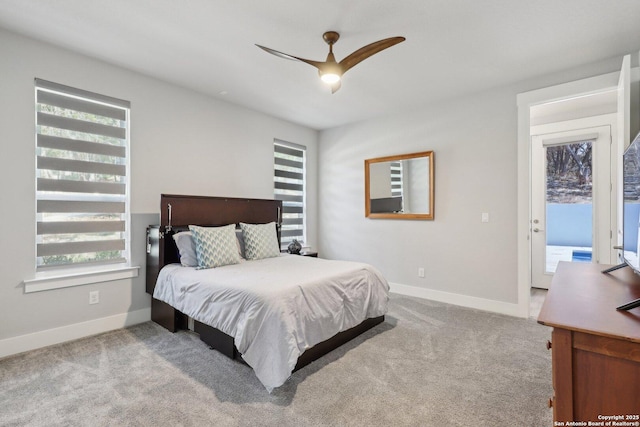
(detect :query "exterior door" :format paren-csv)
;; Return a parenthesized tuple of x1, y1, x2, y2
(531, 125, 612, 289)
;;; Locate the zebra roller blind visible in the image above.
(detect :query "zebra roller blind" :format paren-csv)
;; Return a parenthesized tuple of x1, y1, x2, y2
(390, 161, 403, 198)
(273, 140, 306, 250)
(35, 79, 130, 270)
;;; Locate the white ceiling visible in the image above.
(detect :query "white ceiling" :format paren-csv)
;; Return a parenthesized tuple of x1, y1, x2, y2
(1, 0, 639, 130)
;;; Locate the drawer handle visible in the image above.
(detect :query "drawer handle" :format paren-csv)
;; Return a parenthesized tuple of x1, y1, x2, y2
(546, 340, 552, 350)
(548, 397, 554, 408)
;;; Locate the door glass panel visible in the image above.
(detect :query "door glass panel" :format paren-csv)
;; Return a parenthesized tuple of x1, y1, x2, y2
(545, 141, 593, 273)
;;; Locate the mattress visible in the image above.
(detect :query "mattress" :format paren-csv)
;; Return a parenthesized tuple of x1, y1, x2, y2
(153, 254, 389, 391)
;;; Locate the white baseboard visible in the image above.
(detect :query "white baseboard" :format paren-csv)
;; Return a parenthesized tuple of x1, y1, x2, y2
(0, 308, 151, 359)
(389, 282, 527, 318)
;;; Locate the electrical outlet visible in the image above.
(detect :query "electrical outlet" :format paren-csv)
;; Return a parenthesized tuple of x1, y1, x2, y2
(418, 267, 425, 278)
(481, 212, 489, 223)
(89, 290, 100, 305)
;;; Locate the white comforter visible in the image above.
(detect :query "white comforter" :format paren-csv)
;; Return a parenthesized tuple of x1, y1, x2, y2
(153, 254, 389, 391)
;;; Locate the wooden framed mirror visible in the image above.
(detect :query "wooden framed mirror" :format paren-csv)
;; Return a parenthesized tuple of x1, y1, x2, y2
(365, 151, 434, 220)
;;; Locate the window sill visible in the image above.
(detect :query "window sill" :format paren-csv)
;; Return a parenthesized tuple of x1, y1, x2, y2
(23, 265, 140, 293)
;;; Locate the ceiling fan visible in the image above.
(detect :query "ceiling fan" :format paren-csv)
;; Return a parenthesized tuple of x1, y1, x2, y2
(256, 31, 405, 93)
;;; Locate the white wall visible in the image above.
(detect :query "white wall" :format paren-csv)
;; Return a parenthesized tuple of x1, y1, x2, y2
(318, 55, 627, 315)
(0, 29, 318, 350)
(318, 89, 519, 306)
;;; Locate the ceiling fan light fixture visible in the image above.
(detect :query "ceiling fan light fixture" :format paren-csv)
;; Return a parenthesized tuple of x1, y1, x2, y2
(257, 31, 405, 93)
(320, 72, 341, 84)
(319, 60, 342, 85)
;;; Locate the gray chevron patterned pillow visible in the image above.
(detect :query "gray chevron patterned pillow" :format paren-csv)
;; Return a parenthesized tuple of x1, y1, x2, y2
(240, 222, 280, 260)
(188, 224, 241, 269)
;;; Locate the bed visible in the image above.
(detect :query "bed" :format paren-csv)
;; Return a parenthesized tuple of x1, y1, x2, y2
(146, 194, 389, 391)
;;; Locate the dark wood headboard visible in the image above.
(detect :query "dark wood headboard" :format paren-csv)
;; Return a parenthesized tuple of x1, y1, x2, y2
(146, 194, 283, 294)
(160, 194, 282, 231)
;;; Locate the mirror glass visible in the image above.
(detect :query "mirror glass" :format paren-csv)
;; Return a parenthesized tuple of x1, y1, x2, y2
(365, 151, 434, 219)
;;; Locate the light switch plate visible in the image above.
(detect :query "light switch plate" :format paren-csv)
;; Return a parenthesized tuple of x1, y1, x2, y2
(89, 291, 99, 305)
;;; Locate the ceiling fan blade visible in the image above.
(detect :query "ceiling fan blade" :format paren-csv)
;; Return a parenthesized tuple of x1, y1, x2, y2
(339, 36, 406, 74)
(255, 44, 324, 69)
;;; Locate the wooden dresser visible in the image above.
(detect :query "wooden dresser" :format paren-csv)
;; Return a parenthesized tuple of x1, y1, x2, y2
(537, 262, 640, 424)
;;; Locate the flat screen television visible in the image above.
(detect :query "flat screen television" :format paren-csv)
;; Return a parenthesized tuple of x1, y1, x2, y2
(606, 130, 640, 310)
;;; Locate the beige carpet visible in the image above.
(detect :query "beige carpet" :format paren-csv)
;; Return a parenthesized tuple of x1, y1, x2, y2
(0, 294, 553, 426)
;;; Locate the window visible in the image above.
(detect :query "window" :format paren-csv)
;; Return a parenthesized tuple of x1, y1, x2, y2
(35, 79, 130, 272)
(273, 140, 306, 250)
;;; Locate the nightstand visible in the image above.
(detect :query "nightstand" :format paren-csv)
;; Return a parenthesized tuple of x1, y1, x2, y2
(282, 250, 318, 257)
(298, 250, 318, 258)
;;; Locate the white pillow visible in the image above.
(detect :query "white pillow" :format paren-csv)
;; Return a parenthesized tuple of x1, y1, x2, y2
(172, 231, 198, 267)
(240, 222, 281, 260)
(189, 224, 242, 269)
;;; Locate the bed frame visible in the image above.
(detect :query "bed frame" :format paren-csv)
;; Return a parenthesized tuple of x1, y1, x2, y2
(146, 194, 384, 372)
